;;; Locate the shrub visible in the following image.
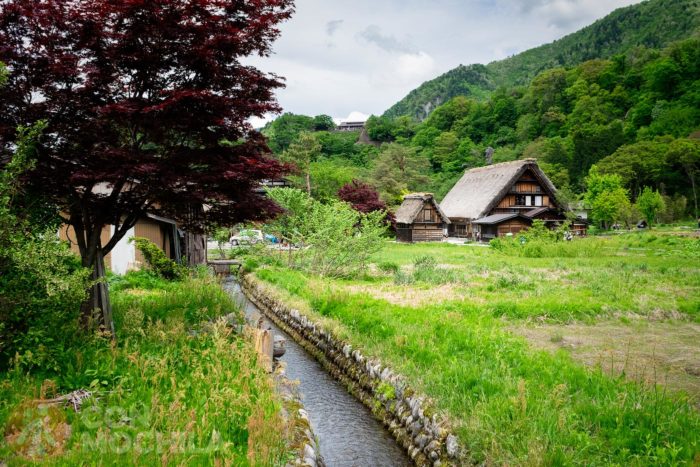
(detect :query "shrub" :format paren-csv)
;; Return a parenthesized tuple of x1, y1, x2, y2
(377, 261, 399, 274)
(0, 122, 92, 372)
(130, 237, 185, 279)
(266, 188, 387, 277)
(393, 269, 415, 285)
(397, 255, 461, 285)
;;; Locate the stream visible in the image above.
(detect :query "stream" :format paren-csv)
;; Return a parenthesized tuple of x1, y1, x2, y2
(224, 279, 411, 467)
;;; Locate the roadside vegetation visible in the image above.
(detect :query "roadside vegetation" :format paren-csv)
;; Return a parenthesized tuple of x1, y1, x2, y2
(0, 269, 291, 464)
(245, 229, 700, 464)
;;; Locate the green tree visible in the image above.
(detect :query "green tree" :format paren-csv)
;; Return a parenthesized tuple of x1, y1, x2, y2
(312, 114, 335, 131)
(365, 115, 396, 142)
(308, 160, 356, 202)
(370, 143, 430, 204)
(262, 113, 314, 153)
(266, 188, 386, 277)
(432, 131, 460, 171)
(1, 122, 91, 371)
(596, 140, 669, 195)
(635, 186, 666, 227)
(585, 165, 631, 229)
(281, 132, 322, 195)
(591, 187, 632, 229)
(667, 138, 700, 219)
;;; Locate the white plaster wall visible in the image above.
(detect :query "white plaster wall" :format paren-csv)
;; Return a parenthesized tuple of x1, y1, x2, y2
(110, 226, 136, 275)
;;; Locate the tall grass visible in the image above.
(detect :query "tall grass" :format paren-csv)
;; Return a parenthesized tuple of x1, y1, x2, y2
(368, 236, 700, 322)
(0, 272, 290, 465)
(255, 266, 700, 465)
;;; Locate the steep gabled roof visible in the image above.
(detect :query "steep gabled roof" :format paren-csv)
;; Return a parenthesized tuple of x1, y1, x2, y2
(395, 193, 451, 224)
(440, 159, 559, 221)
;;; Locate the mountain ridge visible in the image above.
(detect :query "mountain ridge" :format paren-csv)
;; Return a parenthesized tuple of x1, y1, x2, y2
(383, 0, 700, 120)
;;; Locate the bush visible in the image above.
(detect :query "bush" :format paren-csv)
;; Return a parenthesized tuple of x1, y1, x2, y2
(130, 237, 185, 280)
(377, 261, 399, 274)
(0, 122, 92, 372)
(393, 269, 415, 285)
(392, 255, 460, 285)
(266, 188, 387, 277)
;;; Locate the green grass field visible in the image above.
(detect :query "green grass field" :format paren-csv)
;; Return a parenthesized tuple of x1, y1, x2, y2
(1, 271, 290, 465)
(251, 230, 700, 465)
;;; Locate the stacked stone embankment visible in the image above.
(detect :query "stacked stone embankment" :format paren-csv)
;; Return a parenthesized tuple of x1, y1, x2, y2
(273, 363, 324, 467)
(241, 273, 461, 466)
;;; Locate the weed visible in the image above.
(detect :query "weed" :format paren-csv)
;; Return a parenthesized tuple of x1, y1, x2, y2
(0, 272, 291, 464)
(377, 261, 399, 274)
(253, 231, 700, 464)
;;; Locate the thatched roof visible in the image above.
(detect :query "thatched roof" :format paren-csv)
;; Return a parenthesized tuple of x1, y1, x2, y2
(440, 159, 559, 221)
(395, 193, 451, 224)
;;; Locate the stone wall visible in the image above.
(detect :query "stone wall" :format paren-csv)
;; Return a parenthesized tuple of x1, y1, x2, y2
(273, 362, 324, 467)
(241, 274, 461, 466)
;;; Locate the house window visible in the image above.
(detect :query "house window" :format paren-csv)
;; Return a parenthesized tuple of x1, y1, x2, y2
(526, 196, 533, 206)
(424, 209, 432, 221)
(515, 195, 525, 205)
(535, 196, 543, 206)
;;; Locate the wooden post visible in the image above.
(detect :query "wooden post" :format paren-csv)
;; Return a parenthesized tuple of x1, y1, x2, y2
(253, 329, 273, 373)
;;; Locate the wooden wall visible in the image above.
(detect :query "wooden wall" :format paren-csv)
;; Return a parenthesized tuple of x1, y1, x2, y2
(59, 224, 112, 270)
(415, 205, 440, 223)
(134, 219, 169, 264)
(496, 219, 530, 236)
(497, 194, 551, 209)
(396, 223, 444, 242)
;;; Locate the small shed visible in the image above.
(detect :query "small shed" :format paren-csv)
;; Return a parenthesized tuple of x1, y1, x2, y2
(472, 213, 532, 240)
(394, 193, 450, 243)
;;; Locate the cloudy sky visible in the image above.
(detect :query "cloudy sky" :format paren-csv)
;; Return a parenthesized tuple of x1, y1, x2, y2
(247, 0, 641, 125)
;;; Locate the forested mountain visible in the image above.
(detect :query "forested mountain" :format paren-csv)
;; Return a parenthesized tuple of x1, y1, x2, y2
(384, 0, 700, 120)
(264, 34, 700, 227)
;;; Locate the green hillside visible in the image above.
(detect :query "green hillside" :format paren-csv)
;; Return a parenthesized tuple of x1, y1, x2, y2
(384, 0, 700, 120)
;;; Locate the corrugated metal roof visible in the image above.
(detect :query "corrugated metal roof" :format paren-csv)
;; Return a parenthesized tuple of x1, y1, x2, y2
(472, 213, 523, 225)
(524, 207, 550, 218)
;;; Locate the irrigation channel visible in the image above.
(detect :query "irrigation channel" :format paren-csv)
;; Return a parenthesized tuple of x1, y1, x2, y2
(224, 278, 411, 467)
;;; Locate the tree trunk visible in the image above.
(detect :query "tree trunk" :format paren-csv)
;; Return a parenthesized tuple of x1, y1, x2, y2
(80, 248, 115, 337)
(306, 171, 311, 196)
(689, 172, 698, 221)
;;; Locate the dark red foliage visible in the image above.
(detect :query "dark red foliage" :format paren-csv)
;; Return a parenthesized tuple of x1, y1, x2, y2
(338, 180, 394, 225)
(0, 0, 294, 268)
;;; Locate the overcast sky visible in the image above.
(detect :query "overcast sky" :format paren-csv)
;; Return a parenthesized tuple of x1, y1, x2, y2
(247, 0, 641, 125)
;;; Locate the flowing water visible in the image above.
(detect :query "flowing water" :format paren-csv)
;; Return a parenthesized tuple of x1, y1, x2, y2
(224, 280, 411, 467)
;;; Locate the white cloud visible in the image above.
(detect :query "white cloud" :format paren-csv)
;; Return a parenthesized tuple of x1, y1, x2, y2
(249, 0, 642, 119)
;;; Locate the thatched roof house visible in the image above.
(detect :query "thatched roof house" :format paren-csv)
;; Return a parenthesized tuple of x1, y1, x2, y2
(395, 193, 450, 243)
(440, 159, 585, 239)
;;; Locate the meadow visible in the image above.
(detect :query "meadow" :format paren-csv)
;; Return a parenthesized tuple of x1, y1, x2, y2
(0, 271, 291, 465)
(250, 230, 700, 465)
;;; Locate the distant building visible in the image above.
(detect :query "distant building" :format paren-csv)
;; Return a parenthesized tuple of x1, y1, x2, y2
(336, 121, 365, 132)
(440, 159, 587, 240)
(255, 178, 292, 193)
(395, 193, 450, 243)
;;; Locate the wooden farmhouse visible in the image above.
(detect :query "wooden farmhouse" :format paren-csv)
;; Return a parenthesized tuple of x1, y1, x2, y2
(395, 193, 451, 242)
(440, 159, 586, 240)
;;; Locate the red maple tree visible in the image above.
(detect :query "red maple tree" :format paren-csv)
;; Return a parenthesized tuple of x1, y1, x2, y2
(338, 180, 394, 226)
(0, 0, 294, 333)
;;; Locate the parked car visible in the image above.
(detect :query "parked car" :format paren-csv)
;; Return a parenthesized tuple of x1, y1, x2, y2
(230, 229, 264, 246)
